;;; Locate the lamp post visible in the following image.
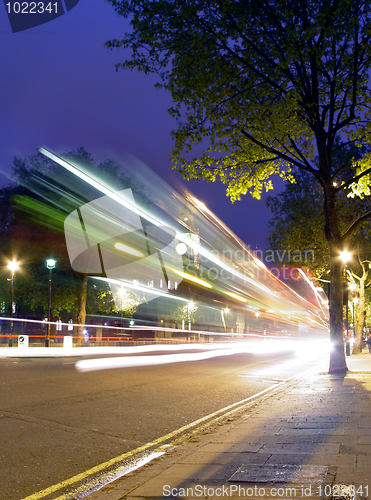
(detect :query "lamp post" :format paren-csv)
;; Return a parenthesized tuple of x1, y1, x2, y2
(187, 301, 195, 330)
(255, 311, 260, 334)
(7, 260, 19, 347)
(45, 259, 56, 347)
(221, 307, 229, 333)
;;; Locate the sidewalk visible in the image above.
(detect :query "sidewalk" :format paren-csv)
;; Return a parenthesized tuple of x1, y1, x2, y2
(87, 353, 371, 500)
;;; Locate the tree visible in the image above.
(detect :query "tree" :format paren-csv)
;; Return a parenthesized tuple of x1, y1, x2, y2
(106, 0, 371, 371)
(266, 142, 371, 354)
(345, 236, 371, 353)
(114, 288, 143, 318)
(267, 169, 371, 353)
(173, 302, 199, 327)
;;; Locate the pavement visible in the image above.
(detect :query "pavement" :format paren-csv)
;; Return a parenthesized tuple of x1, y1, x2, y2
(81, 351, 371, 500)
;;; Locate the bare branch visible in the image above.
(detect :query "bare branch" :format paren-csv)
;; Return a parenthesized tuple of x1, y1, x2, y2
(342, 211, 371, 241)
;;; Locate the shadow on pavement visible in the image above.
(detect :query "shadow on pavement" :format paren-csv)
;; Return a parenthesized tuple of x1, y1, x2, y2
(140, 370, 371, 499)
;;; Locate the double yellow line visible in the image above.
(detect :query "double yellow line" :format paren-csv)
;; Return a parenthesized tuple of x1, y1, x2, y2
(21, 374, 295, 500)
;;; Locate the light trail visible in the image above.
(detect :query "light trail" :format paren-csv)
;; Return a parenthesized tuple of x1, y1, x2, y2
(225, 291, 248, 302)
(114, 242, 145, 257)
(1, 341, 259, 358)
(74, 348, 252, 372)
(39, 148, 282, 298)
(37, 147, 328, 333)
(73, 339, 328, 373)
(92, 275, 190, 302)
(171, 269, 213, 288)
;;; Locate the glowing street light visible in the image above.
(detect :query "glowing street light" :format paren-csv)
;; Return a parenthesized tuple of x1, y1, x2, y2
(187, 301, 196, 330)
(7, 260, 19, 347)
(339, 249, 352, 264)
(176, 242, 187, 255)
(8, 260, 19, 274)
(46, 259, 56, 269)
(46, 259, 56, 347)
(221, 307, 230, 333)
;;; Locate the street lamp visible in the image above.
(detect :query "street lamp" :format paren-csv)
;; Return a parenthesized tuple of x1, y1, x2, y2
(339, 249, 352, 264)
(45, 259, 56, 347)
(221, 307, 230, 333)
(7, 260, 19, 347)
(187, 301, 195, 330)
(353, 296, 359, 338)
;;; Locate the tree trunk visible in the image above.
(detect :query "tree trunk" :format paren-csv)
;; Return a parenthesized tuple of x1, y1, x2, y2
(77, 273, 88, 345)
(322, 174, 348, 373)
(328, 245, 348, 372)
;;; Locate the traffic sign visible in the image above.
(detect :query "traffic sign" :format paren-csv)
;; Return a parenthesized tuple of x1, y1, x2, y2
(18, 335, 29, 348)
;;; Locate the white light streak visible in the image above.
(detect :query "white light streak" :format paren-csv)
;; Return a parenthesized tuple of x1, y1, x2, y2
(114, 243, 144, 257)
(171, 269, 212, 288)
(39, 148, 279, 298)
(74, 343, 285, 373)
(39, 148, 328, 328)
(225, 292, 247, 302)
(92, 276, 189, 302)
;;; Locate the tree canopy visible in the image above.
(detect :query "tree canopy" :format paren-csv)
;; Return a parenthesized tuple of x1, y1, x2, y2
(106, 0, 371, 195)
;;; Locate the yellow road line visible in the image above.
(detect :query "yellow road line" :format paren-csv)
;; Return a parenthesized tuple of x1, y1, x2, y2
(53, 451, 166, 500)
(21, 363, 318, 500)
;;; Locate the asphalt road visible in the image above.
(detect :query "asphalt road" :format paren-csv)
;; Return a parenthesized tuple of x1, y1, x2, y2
(0, 344, 322, 499)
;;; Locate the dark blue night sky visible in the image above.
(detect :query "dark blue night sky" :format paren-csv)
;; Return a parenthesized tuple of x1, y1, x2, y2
(0, 0, 283, 251)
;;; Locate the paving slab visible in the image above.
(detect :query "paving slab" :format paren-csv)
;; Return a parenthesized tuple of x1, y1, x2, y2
(262, 442, 341, 454)
(200, 442, 265, 453)
(228, 464, 328, 484)
(306, 454, 357, 467)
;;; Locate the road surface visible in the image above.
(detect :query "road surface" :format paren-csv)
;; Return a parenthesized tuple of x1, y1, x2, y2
(0, 342, 325, 499)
